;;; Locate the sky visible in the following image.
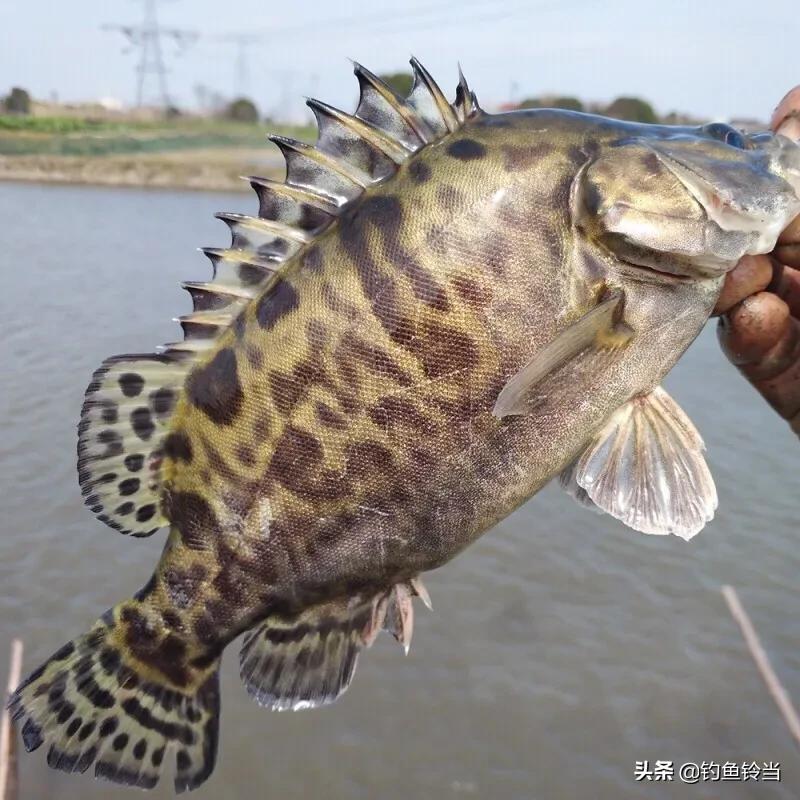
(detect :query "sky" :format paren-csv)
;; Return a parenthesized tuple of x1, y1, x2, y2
(2, 0, 798, 123)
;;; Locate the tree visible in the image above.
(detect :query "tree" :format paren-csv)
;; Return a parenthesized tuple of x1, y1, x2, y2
(604, 96, 657, 124)
(378, 72, 414, 97)
(518, 96, 584, 112)
(225, 96, 259, 123)
(4, 87, 31, 114)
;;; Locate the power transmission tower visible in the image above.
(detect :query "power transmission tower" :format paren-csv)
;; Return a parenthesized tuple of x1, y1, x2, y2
(213, 33, 265, 97)
(103, 0, 197, 109)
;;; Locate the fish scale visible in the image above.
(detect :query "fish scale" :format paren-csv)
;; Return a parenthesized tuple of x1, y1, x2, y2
(10, 59, 800, 793)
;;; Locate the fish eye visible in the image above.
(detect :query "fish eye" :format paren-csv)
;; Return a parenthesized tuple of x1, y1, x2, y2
(703, 122, 749, 150)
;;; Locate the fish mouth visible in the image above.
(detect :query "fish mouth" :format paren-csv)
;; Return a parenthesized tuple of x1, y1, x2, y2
(615, 257, 693, 285)
(644, 140, 798, 257)
(598, 202, 745, 281)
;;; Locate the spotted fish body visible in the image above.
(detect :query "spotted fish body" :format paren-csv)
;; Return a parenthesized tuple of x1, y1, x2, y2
(167, 120, 722, 593)
(10, 62, 800, 792)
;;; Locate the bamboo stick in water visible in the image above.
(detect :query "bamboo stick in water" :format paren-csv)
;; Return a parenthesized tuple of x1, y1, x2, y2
(722, 585, 800, 748)
(0, 638, 23, 800)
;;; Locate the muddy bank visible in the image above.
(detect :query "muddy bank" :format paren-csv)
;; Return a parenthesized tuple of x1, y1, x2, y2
(0, 147, 284, 192)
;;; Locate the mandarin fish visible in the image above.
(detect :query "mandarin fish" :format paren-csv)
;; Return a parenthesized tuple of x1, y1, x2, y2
(9, 60, 800, 792)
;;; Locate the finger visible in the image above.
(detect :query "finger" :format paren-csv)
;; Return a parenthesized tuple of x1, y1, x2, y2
(713, 254, 773, 316)
(768, 262, 800, 319)
(752, 351, 800, 436)
(777, 212, 800, 245)
(718, 292, 793, 370)
(773, 241, 800, 269)
(718, 293, 800, 433)
(771, 85, 800, 137)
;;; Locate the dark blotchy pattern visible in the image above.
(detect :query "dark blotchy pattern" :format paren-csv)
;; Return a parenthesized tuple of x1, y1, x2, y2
(118, 373, 144, 398)
(164, 491, 220, 550)
(164, 432, 193, 463)
(186, 349, 243, 426)
(118, 478, 140, 497)
(255, 279, 299, 331)
(124, 454, 144, 472)
(121, 606, 190, 687)
(500, 142, 553, 172)
(408, 159, 431, 184)
(267, 426, 344, 500)
(130, 408, 155, 441)
(150, 388, 176, 416)
(302, 246, 324, 274)
(446, 138, 487, 161)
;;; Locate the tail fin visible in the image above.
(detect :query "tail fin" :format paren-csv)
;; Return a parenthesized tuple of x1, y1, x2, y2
(7, 609, 221, 793)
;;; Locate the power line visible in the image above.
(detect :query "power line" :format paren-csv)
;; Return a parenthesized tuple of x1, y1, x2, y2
(211, 0, 582, 84)
(211, 32, 264, 97)
(217, 0, 507, 43)
(103, 0, 197, 108)
(280, 0, 586, 41)
(308, 1, 537, 40)
(205, 0, 539, 111)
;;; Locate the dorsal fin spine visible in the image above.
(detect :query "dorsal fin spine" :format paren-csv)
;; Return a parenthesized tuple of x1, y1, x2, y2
(181, 281, 255, 300)
(200, 247, 281, 272)
(306, 97, 412, 162)
(352, 62, 434, 143)
(161, 339, 215, 354)
(181, 282, 254, 318)
(214, 212, 312, 244)
(178, 310, 234, 341)
(245, 175, 340, 215)
(269, 135, 369, 190)
(454, 63, 479, 121)
(178, 312, 231, 327)
(409, 56, 459, 132)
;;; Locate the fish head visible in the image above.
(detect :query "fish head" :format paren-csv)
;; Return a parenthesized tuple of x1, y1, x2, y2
(576, 122, 800, 280)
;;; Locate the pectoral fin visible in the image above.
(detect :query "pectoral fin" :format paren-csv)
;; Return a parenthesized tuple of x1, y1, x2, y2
(560, 386, 717, 540)
(492, 290, 633, 418)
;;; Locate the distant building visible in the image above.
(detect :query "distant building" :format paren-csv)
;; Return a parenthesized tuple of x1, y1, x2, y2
(98, 97, 124, 112)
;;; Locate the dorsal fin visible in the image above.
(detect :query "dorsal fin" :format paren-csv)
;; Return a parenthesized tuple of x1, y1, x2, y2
(176, 57, 477, 356)
(78, 59, 474, 538)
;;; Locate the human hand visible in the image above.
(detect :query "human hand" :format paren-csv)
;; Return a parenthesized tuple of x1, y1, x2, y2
(712, 88, 800, 437)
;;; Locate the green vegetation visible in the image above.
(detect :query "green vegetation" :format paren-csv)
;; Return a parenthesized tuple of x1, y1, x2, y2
(379, 72, 414, 96)
(516, 95, 669, 123)
(3, 87, 31, 114)
(225, 97, 259, 123)
(0, 116, 315, 157)
(603, 96, 658, 124)
(519, 96, 585, 112)
(0, 115, 118, 133)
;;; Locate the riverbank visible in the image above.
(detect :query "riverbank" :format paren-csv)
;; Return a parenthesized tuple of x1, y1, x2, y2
(0, 148, 284, 192)
(0, 115, 311, 192)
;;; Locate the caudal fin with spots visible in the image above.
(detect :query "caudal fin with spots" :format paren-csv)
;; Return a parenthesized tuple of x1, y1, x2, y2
(7, 606, 221, 793)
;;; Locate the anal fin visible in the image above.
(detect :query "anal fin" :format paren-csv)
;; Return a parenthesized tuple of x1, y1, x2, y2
(240, 579, 431, 711)
(560, 386, 717, 540)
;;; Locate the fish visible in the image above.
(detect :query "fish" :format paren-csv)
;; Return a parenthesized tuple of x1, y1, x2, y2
(8, 60, 800, 793)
